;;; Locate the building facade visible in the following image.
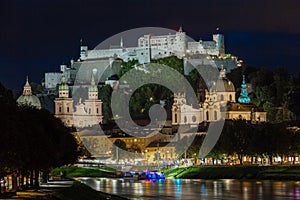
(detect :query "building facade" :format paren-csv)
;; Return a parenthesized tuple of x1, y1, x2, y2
(80, 27, 224, 64)
(172, 69, 267, 125)
(54, 74, 103, 128)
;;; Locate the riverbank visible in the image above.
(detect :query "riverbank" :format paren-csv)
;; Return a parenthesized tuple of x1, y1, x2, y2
(164, 165, 300, 180)
(53, 181, 127, 200)
(52, 165, 122, 178)
(0, 180, 127, 200)
(52, 165, 300, 181)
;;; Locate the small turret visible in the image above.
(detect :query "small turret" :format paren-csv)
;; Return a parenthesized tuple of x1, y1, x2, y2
(80, 39, 88, 60)
(178, 26, 183, 33)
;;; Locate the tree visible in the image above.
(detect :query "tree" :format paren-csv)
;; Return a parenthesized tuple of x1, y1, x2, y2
(98, 85, 113, 123)
(287, 128, 300, 164)
(219, 120, 253, 165)
(111, 139, 128, 161)
(0, 83, 79, 190)
(118, 59, 138, 77)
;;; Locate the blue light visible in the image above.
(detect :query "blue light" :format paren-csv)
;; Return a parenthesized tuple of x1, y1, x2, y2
(238, 75, 251, 104)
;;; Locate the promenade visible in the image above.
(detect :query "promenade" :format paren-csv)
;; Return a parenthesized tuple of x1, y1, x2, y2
(0, 179, 74, 199)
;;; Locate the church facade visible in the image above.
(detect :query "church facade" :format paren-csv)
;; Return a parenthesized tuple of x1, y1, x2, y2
(54, 73, 103, 128)
(172, 69, 267, 125)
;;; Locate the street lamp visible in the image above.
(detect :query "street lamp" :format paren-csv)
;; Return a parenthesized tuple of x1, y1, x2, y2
(144, 150, 148, 166)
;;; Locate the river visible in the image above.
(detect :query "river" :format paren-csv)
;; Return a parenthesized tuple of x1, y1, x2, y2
(78, 178, 300, 200)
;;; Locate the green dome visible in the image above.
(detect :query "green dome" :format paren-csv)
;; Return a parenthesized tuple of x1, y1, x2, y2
(88, 85, 98, 92)
(17, 94, 41, 109)
(59, 83, 69, 91)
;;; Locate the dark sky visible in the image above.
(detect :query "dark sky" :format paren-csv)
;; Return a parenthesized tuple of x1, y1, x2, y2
(1, 0, 300, 91)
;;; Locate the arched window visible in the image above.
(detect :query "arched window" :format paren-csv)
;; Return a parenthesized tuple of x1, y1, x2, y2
(206, 111, 209, 121)
(174, 114, 177, 123)
(214, 111, 218, 120)
(89, 108, 91, 114)
(184, 116, 187, 123)
(96, 108, 99, 114)
(220, 94, 224, 101)
(192, 116, 196, 122)
(59, 107, 62, 113)
(229, 94, 232, 101)
(67, 107, 69, 113)
(200, 95, 204, 102)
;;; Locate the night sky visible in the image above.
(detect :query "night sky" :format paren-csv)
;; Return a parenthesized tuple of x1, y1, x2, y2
(1, 0, 300, 91)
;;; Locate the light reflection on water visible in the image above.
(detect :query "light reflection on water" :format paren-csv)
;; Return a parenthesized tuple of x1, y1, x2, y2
(78, 178, 300, 200)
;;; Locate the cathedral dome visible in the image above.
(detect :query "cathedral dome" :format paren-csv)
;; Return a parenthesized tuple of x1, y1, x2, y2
(17, 76, 41, 109)
(17, 95, 41, 108)
(210, 69, 235, 92)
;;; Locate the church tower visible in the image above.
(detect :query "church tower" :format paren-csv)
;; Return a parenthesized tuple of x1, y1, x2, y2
(84, 73, 103, 123)
(54, 74, 74, 127)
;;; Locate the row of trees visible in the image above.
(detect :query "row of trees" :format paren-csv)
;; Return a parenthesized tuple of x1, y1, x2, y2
(0, 83, 79, 193)
(180, 120, 300, 165)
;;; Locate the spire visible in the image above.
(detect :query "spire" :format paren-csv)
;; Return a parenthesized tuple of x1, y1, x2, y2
(238, 75, 251, 104)
(88, 72, 98, 98)
(23, 75, 32, 95)
(219, 67, 226, 78)
(61, 74, 66, 84)
(91, 72, 95, 86)
(25, 75, 30, 86)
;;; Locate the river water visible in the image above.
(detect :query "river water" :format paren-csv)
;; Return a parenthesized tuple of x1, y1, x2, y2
(78, 178, 300, 200)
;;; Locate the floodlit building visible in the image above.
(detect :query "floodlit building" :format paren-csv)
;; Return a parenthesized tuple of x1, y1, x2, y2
(54, 73, 103, 128)
(80, 27, 225, 63)
(172, 69, 267, 125)
(145, 142, 177, 164)
(44, 27, 237, 89)
(17, 76, 41, 109)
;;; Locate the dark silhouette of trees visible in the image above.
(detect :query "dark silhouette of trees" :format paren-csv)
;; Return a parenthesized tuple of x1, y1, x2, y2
(0, 83, 78, 192)
(219, 120, 254, 165)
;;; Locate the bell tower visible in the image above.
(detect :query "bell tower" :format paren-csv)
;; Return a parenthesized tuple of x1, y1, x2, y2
(54, 74, 74, 127)
(84, 72, 103, 123)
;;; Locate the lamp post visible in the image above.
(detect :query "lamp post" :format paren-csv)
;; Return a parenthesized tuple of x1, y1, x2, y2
(157, 142, 160, 168)
(145, 150, 148, 166)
